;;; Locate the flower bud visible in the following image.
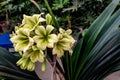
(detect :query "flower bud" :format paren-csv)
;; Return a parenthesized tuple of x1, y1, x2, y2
(27, 61, 35, 71)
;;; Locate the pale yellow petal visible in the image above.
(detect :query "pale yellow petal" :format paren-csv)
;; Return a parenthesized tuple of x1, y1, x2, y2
(39, 17, 46, 22)
(32, 14, 41, 23)
(53, 46, 64, 57)
(27, 61, 35, 71)
(14, 41, 28, 51)
(46, 25, 54, 34)
(38, 51, 45, 62)
(68, 49, 73, 55)
(22, 14, 35, 26)
(30, 50, 39, 62)
(59, 28, 65, 34)
(37, 40, 47, 50)
(22, 24, 33, 30)
(47, 41, 54, 48)
(48, 34, 58, 42)
(16, 28, 30, 36)
(46, 13, 53, 25)
(23, 48, 33, 58)
(33, 36, 47, 50)
(47, 34, 58, 48)
(17, 57, 29, 70)
(35, 26, 46, 36)
(30, 50, 44, 63)
(66, 29, 72, 34)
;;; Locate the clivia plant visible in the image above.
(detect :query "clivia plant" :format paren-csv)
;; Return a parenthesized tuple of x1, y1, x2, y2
(0, 0, 120, 80)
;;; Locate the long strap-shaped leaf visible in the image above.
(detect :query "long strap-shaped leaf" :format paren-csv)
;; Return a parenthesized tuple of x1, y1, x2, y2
(0, 47, 19, 70)
(89, 49, 120, 80)
(79, 8, 120, 79)
(80, 30, 120, 79)
(80, 14, 120, 77)
(83, 44, 120, 80)
(96, 62, 120, 80)
(75, 0, 120, 79)
(83, 0, 120, 54)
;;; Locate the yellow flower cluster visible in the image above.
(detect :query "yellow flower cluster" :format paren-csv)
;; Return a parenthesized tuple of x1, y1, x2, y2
(10, 13, 75, 71)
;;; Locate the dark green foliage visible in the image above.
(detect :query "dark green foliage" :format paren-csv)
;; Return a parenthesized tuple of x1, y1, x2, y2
(0, 47, 39, 80)
(52, 0, 70, 10)
(62, 0, 120, 80)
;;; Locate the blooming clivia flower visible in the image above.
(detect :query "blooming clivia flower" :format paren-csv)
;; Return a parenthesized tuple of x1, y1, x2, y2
(23, 46, 45, 63)
(33, 25, 57, 50)
(10, 13, 75, 71)
(10, 28, 34, 52)
(22, 13, 45, 31)
(52, 30, 75, 57)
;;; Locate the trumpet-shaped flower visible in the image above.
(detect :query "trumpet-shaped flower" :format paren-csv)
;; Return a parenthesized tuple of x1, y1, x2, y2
(27, 60, 35, 71)
(10, 28, 34, 52)
(34, 25, 57, 50)
(53, 28, 75, 57)
(23, 46, 45, 63)
(59, 28, 75, 49)
(53, 34, 72, 57)
(16, 57, 35, 71)
(16, 57, 29, 70)
(22, 13, 46, 30)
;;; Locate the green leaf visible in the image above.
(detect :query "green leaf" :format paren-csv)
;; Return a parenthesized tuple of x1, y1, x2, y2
(74, 1, 120, 79)
(61, 0, 120, 80)
(52, 0, 69, 10)
(0, 47, 39, 80)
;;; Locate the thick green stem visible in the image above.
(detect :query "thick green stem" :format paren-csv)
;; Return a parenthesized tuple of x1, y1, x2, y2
(43, 0, 60, 30)
(41, 49, 47, 71)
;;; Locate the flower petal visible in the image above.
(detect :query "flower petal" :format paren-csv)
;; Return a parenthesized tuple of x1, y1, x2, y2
(27, 61, 35, 71)
(22, 15, 36, 27)
(14, 41, 28, 51)
(46, 13, 53, 25)
(16, 57, 29, 70)
(23, 48, 33, 58)
(30, 50, 44, 63)
(48, 34, 58, 42)
(66, 29, 72, 34)
(53, 46, 64, 57)
(16, 28, 30, 36)
(46, 25, 54, 35)
(34, 36, 47, 50)
(35, 26, 46, 36)
(39, 17, 46, 22)
(32, 14, 41, 23)
(59, 28, 65, 34)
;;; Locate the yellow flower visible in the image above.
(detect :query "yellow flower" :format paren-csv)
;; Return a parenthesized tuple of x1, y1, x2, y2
(22, 13, 46, 31)
(16, 57, 29, 70)
(16, 57, 35, 71)
(46, 13, 53, 25)
(34, 25, 57, 50)
(53, 34, 71, 57)
(53, 28, 75, 57)
(59, 28, 72, 35)
(10, 28, 34, 52)
(59, 28, 75, 53)
(27, 60, 35, 71)
(23, 46, 45, 63)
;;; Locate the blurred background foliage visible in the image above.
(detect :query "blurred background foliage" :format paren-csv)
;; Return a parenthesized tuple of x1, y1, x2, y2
(0, 0, 115, 33)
